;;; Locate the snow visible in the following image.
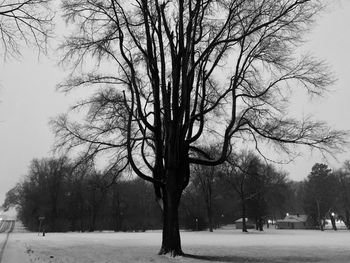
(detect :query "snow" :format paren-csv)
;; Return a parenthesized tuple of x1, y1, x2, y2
(3, 227, 350, 262)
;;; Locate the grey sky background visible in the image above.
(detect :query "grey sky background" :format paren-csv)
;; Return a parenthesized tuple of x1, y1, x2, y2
(1, 1, 350, 204)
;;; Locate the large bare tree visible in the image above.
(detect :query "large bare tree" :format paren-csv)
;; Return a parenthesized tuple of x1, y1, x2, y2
(0, 0, 53, 58)
(53, 0, 346, 256)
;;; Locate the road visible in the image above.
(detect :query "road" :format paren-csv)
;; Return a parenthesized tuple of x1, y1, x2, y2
(0, 220, 15, 263)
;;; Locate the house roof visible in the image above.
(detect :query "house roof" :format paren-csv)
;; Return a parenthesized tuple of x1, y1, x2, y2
(277, 214, 308, 223)
(234, 218, 251, 223)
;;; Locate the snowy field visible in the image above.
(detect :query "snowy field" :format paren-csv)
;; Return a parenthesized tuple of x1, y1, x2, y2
(3, 227, 350, 263)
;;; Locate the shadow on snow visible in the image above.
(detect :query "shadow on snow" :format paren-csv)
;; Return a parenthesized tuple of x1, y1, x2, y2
(182, 253, 321, 263)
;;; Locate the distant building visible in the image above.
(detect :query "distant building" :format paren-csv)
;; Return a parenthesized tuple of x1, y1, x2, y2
(276, 214, 312, 229)
(234, 218, 255, 229)
(0, 207, 17, 221)
(324, 218, 347, 230)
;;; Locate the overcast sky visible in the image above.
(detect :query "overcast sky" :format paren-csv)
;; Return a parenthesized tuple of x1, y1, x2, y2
(1, 1, 350, 204)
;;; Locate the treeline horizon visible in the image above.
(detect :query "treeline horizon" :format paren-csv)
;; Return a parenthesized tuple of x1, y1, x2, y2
(3, 152, 350, 232)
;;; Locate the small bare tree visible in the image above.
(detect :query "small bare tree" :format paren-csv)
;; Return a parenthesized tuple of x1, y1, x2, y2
(0, 0, 53, 58)
(191, 146, 220, 232)
(222, 152, 260, 232)
(53, 0, 347, 256)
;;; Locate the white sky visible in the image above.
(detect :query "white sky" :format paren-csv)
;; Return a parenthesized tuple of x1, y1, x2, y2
(1, 1, 350, 204)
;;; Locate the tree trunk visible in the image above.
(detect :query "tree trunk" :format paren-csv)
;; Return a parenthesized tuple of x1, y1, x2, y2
(114, 210, 123, 232)
(158, 124, 189, 256)
(158, 184, 183, 256)
(78, 202, 85, 232)
(51, 199, 58, 231)
(258, 218, 263, 231)
(241, 194, 248, 232)
(330, 214, 337, 231)
(112, 191, 122, 232)
(80, 217, 85, 232)
(70, 218, 76, 232)
(316, 200, 323, 231)
(345, 210, 350, 230)
(255, 217, 259, 230)
(208, 209, 213, 232)
(90, 209, 97, 232)
(206, 199, 213, 232)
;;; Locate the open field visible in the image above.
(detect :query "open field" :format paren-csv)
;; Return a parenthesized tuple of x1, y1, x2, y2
(2, 227, 350, 263)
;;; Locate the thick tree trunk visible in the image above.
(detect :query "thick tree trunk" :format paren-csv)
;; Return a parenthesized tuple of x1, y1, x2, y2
(158, 124, 189, 256)
(158, 185, 183, 256)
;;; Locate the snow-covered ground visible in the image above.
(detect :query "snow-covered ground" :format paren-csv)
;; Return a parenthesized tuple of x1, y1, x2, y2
(3, 226, 350, 263)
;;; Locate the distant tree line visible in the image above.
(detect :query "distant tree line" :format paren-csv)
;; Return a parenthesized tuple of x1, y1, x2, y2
(2, 157, 162, 232)
(3, 153, 350, 232)
(181, 150, 296, 232)
(0, 150, 293, 232)
(302, 162, 350, 231)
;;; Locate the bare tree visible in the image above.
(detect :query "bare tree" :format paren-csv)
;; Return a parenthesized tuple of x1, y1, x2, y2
(221, 152, 260, 232)
(191, 146, 219, 232)
(0, 0, 53, 58)
(53, 0, 346, 256)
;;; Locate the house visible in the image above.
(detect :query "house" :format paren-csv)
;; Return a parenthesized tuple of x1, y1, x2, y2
(234, 218, 255, 229)
(0, 207, 17, 221)
(276, 214, 311, 229)
(324, 218, 347, 230)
